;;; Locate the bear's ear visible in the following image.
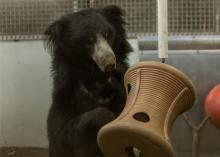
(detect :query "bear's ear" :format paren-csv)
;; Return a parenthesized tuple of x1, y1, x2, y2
(100, 5, 126, 30)
(44, 21, 61, 55)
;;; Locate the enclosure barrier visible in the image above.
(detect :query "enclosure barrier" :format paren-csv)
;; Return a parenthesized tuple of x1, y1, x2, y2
(1, 0, 220, 40)
(139, 36, 220, 50)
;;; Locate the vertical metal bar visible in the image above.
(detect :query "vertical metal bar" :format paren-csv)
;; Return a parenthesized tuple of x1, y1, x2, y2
(73, 0, 78, 12)
(157, 0, 168, 59)
(216, 0, 220, 33)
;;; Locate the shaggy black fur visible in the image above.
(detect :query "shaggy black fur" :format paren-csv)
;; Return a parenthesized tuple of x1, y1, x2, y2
(45, 5, 132, 157)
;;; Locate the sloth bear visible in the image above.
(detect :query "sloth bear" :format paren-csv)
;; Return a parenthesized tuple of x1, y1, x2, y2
(45, 5, 132, 157)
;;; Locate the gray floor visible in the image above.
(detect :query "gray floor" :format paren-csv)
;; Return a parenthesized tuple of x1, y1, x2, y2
(0, 147, 48, 157)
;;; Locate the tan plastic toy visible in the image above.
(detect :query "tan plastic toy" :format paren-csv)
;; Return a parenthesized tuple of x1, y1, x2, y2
(98, 61, 196, 157)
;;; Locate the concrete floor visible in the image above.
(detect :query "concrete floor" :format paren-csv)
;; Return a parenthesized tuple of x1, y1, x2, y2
(0, 147, 48, 157)
(1, 147, 219, 157)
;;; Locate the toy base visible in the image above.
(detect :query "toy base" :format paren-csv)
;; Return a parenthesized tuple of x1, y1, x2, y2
(98, 122, 175, 157)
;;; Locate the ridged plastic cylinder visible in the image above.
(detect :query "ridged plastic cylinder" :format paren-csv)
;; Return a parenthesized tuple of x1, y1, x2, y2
(98, 61, 196, 157)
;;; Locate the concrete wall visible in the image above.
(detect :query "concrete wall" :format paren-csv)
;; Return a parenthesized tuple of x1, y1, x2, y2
(0, 41, 52, 147)
(0, 40, 139, 147)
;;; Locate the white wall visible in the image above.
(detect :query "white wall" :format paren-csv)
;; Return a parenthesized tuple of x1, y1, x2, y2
(0, 41, 52, 147)
(0, 40, 139, 147)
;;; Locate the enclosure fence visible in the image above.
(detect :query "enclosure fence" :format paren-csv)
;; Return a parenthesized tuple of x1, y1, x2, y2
(0, 0, 220, 40)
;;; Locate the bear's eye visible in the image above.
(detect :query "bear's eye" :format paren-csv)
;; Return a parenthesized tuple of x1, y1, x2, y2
(86, 37, 95, 45)
(105, 31, 112, 40)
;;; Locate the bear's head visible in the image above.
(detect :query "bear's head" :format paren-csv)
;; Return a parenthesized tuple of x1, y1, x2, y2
(45, 5, 131, 77)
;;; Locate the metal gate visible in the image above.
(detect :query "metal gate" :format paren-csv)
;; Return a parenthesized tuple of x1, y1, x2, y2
(0, 0, 220, 40)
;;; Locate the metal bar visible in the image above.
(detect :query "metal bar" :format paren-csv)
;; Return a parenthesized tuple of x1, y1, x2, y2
(157, 0, 168, 59)
(139, 50, 220, 55)
(139, 35, 220, 50)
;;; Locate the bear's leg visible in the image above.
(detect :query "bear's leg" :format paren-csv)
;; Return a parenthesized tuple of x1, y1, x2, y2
(49, 107, 115, 157)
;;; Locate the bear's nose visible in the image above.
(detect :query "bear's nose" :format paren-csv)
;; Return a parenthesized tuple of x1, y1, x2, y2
(104, 63, 116, 75)
(101, 52, 116, 72)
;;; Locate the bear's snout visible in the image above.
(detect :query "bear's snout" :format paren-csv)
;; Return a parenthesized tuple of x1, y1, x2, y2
(98, 51, 116, 74)
(92, 34, 116, 73)
(105, 63, 116, 75)
(102, 53, 116, 71)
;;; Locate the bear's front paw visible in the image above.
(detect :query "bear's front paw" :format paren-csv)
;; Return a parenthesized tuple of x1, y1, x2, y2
(80, 107, 115, 133)
(94, 107, 115, 122)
